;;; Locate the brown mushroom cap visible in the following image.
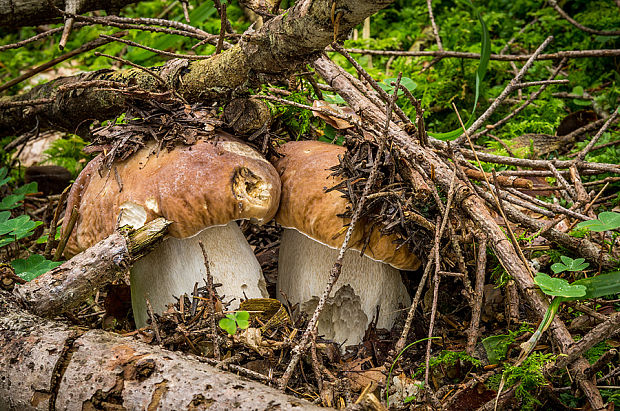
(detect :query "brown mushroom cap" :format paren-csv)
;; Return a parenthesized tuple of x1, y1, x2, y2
(63, 133, 281, 258)
(274, 140, 420, 271)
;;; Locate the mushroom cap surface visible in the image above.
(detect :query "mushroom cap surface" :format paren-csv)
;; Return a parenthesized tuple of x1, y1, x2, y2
(274, 140, 420, 270)
(63, 133, 281, 258)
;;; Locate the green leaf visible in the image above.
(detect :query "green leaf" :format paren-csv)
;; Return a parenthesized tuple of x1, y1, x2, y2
(0, 194, 25, 210)
(235, 311, 250, 329)
(572, 86, 584, 96)
(189, 1, 216, 25)
(4, 215, 41, 238)
(428, 0, 490, 140)
(11, 254, 62, 281)
(576, 212, 620, 232)
(482, 334, 510, 364)
(0, 167, 10, 187)
(573, 98, 592, 106)
(0, 237, 15, 248)
(13, 181, 38, 195)
(568, 271, 620, 300)
(534, 273, 586, 298)
(36, 226, 62, 244)
(322, 93, 345, 105)
(379, 77, 417, 95)
(219, 316, 237, 335)
(551, 256, 589, 274)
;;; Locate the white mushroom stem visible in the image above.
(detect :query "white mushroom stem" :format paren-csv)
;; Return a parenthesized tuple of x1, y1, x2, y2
(131, 221, 268, 328)
(277, 228, 411, 346)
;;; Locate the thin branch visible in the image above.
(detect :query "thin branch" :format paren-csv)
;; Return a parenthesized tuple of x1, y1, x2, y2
(256, 94, 362, 127)
(574, 107, 620, 162)
(499, 17, 539, 55)
(0, 31, 127, 93)
(548, 312, 620, 373)
(466, 235, 487, 355)
(455, 36, 554, 145)
(93, 52, 189, 104)
(426, 0, 443, 51)
(340, 47, 620, 61)
(98, 34, 213, 59)
(0, 99, 54, 109)
(425, 173, 456, 390)
(0, 23, 86, 52)
(331, 42, 412, 125)
(548, 0, 620, 36)
(515, 79, 569, 88)
(212, 0, 234, 33)
(215, 3, 227, 54)
(199, 242, 221, 361)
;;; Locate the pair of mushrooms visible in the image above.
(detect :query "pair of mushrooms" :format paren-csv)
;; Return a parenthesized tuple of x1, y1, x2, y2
(63, 135, 419, 346)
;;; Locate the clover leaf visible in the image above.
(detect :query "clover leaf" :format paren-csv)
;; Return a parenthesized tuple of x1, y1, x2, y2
(11, 254, 62, 281)
(576, 212, 620, 232)
(13, 181, 38, 195)
(0, 213, 43, 248)
(235, 310, 250, 329)
(534, 273, 586, 298)
(0, 194, 25, 210)
(0, 168, 10, 187)
(551, 256, 589, 274)
(378, 77, 417, 95)
(218, 311, 251, 336)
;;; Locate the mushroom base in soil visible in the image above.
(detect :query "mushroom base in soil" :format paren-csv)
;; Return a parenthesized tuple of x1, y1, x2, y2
(278, 228, 410, 346)
(131, 221, 268, 328)
(273, 140, 421, 348)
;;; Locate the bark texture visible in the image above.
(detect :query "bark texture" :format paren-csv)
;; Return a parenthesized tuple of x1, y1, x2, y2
(0, 291, 324, 410)
(14, 218, 170, 318)
(0, 0, 393, 138)
(0, 0, 137, 27)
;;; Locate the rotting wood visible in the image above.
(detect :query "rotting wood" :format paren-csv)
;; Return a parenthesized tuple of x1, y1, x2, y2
(13, 218, 170, 318)
(0, 290, 325, 411)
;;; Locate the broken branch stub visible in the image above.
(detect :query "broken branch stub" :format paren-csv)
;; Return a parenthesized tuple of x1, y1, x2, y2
(13, 218, 170, 318)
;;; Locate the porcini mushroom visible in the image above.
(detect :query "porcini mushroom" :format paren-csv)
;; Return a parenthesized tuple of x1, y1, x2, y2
(274, 140, 420, 346)
(63, 133, 280, 327)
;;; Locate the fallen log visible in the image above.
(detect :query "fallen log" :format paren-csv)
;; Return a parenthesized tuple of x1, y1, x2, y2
(14, 218, 170, 318)
(0, 289, 323, 410)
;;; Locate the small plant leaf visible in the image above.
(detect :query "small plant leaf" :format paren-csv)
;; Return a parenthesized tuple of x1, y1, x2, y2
(0, 215, 41, 239)
(551, 256, 589, 273)
(0, 167, 9, 187)
(13, 181, 38, 195)
(572, 86, 584, 96)
(576, 211, 620, 232)
(568, 271, 620, 300)
(36, 227, 62, 244)
(0, 214, 41, 238)
(11, 254, 62, 281)
(482, 334, 510, 364)
(0, 237, 15, 248)
(0, 194, 25, 210)
(534, 273, 587, 298)
(235, 311, 250, 329)
(379, 77, 417, 95)
(219, 316, 237, 335)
